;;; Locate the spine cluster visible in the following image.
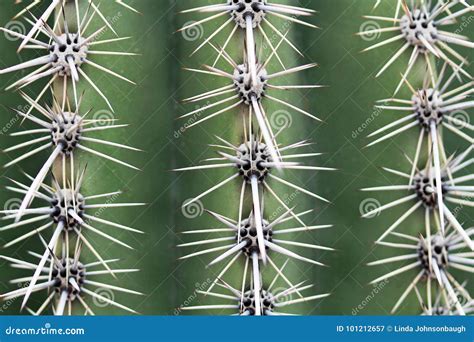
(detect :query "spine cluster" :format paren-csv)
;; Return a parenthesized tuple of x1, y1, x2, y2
(360, 0, 474, 315)
(0, 0, 143, 315)
(178, 1, 333, 315)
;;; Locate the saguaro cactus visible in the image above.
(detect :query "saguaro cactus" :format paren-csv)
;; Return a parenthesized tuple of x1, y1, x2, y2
(360, 0, 474, 315)
(0, 0, 143, 315)
(177, 0, 333, 315)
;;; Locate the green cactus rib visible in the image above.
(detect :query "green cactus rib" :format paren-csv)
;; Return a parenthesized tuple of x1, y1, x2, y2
(360, 0, 474, 315)
(0, 0, 145, 315)
(175, 0, 333, 316)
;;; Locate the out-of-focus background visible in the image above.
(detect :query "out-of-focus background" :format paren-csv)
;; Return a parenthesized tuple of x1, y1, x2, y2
(0, 0, 472, 315)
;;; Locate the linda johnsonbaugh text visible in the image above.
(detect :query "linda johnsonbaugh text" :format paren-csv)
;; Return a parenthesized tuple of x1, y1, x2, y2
(393, 325, 466, 334)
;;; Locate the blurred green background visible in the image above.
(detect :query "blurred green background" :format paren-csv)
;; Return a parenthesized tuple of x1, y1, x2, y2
(0, 0, 472, 315)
